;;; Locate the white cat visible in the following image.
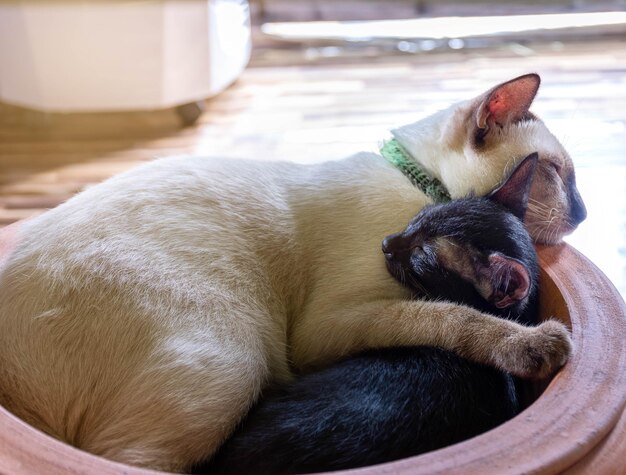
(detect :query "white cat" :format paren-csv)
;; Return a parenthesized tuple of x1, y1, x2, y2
(0, 74, 584, 472)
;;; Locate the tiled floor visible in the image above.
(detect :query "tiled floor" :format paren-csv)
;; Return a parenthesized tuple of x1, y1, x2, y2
(0, 31, 625, 298)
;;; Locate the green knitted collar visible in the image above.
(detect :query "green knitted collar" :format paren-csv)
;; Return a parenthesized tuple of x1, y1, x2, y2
(380, 138, 451, 203)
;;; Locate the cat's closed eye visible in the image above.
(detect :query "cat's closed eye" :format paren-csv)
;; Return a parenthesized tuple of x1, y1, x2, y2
(544, 158, 563, 175)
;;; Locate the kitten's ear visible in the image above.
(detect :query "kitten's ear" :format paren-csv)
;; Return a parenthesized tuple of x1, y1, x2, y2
(488, 152, 538, 221)
(475, 253, 531, 309)
(476, 74, 540, 129)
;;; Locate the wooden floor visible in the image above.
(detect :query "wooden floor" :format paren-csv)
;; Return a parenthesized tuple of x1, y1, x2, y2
(1, 33, 625, 297)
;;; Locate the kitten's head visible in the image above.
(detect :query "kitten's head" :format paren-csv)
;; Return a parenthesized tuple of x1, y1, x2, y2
(394, 74, 587, 244)
(382, 154, 539, 319)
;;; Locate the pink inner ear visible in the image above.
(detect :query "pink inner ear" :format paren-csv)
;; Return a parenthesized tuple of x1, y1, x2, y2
(487, 253, 531, 308)
(477, 74, 540, 128)
(487, 91, 511, 122)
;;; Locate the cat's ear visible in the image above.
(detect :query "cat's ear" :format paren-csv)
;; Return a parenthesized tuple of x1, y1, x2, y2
(476, 253, 531, 309)
(476, 74, 540, 129)
(488, 152, 538, 221)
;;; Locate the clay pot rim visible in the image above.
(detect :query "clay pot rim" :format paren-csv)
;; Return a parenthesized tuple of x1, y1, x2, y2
(1, 232, 626, 474)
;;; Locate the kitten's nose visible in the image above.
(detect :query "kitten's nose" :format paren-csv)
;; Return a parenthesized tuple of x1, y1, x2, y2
(382, 232, 409, 257)
(382, 233, 397, 255)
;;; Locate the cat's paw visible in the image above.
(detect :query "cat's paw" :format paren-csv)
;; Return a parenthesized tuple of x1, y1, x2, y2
(495, 320, 573, 379)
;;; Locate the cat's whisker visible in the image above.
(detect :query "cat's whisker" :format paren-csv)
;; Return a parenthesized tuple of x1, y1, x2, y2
(533, 224, 551, 244)
(537, 214, 564, 244)
(528, 202, 556, 219)
(542, 217, 554, 228)
(528, 197, 552, 209)
(407, 274, 429, 298)
(527, 207, 547, 221)
(528, 203, 553, 219)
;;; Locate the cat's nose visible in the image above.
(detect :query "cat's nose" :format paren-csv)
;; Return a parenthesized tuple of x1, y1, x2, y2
(568, 180, 587, 225)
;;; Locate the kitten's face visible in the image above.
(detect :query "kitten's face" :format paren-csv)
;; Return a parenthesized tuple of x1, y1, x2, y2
(447, 74, 587, 244)
(382, 199, 536, 316)
(382, 217, 477, 303)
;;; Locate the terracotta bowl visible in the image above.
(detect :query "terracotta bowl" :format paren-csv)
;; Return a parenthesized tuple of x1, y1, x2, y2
(1, 222, 626, 475)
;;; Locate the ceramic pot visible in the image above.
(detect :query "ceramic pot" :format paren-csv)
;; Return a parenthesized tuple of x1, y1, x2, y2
(1, 223, 625, 474)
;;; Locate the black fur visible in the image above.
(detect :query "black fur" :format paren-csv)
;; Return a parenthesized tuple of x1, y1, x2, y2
(195, 195, 539, 475)
(385, 198, 539, 320)
(198, 347, 518, 475)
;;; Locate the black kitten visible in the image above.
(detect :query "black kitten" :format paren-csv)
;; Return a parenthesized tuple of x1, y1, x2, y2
(196, 154, 540, 475)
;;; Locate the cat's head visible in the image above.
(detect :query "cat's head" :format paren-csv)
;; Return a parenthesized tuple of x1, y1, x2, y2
(382, 154, 539, 318)
(393, 74, 586, 245)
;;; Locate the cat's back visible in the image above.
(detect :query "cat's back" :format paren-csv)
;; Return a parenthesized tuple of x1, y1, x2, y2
(3, 156, 306, 295)
(18, 156, 300, 244)
(0, 156, 309, 450)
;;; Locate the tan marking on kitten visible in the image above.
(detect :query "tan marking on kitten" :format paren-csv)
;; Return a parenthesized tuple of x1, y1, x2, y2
(432, 237, 482, 281)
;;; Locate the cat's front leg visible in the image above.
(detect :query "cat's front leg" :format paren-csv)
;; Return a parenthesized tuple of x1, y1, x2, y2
(292, 299, 572, 379)
(454, 316, 572, 379)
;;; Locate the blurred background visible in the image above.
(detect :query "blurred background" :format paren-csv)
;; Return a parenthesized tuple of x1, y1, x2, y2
(0, 0, 625, 297)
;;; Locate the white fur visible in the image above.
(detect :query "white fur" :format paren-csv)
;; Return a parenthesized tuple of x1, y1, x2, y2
(0, 80, 576, 471)
(393, 100, 570, 198)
